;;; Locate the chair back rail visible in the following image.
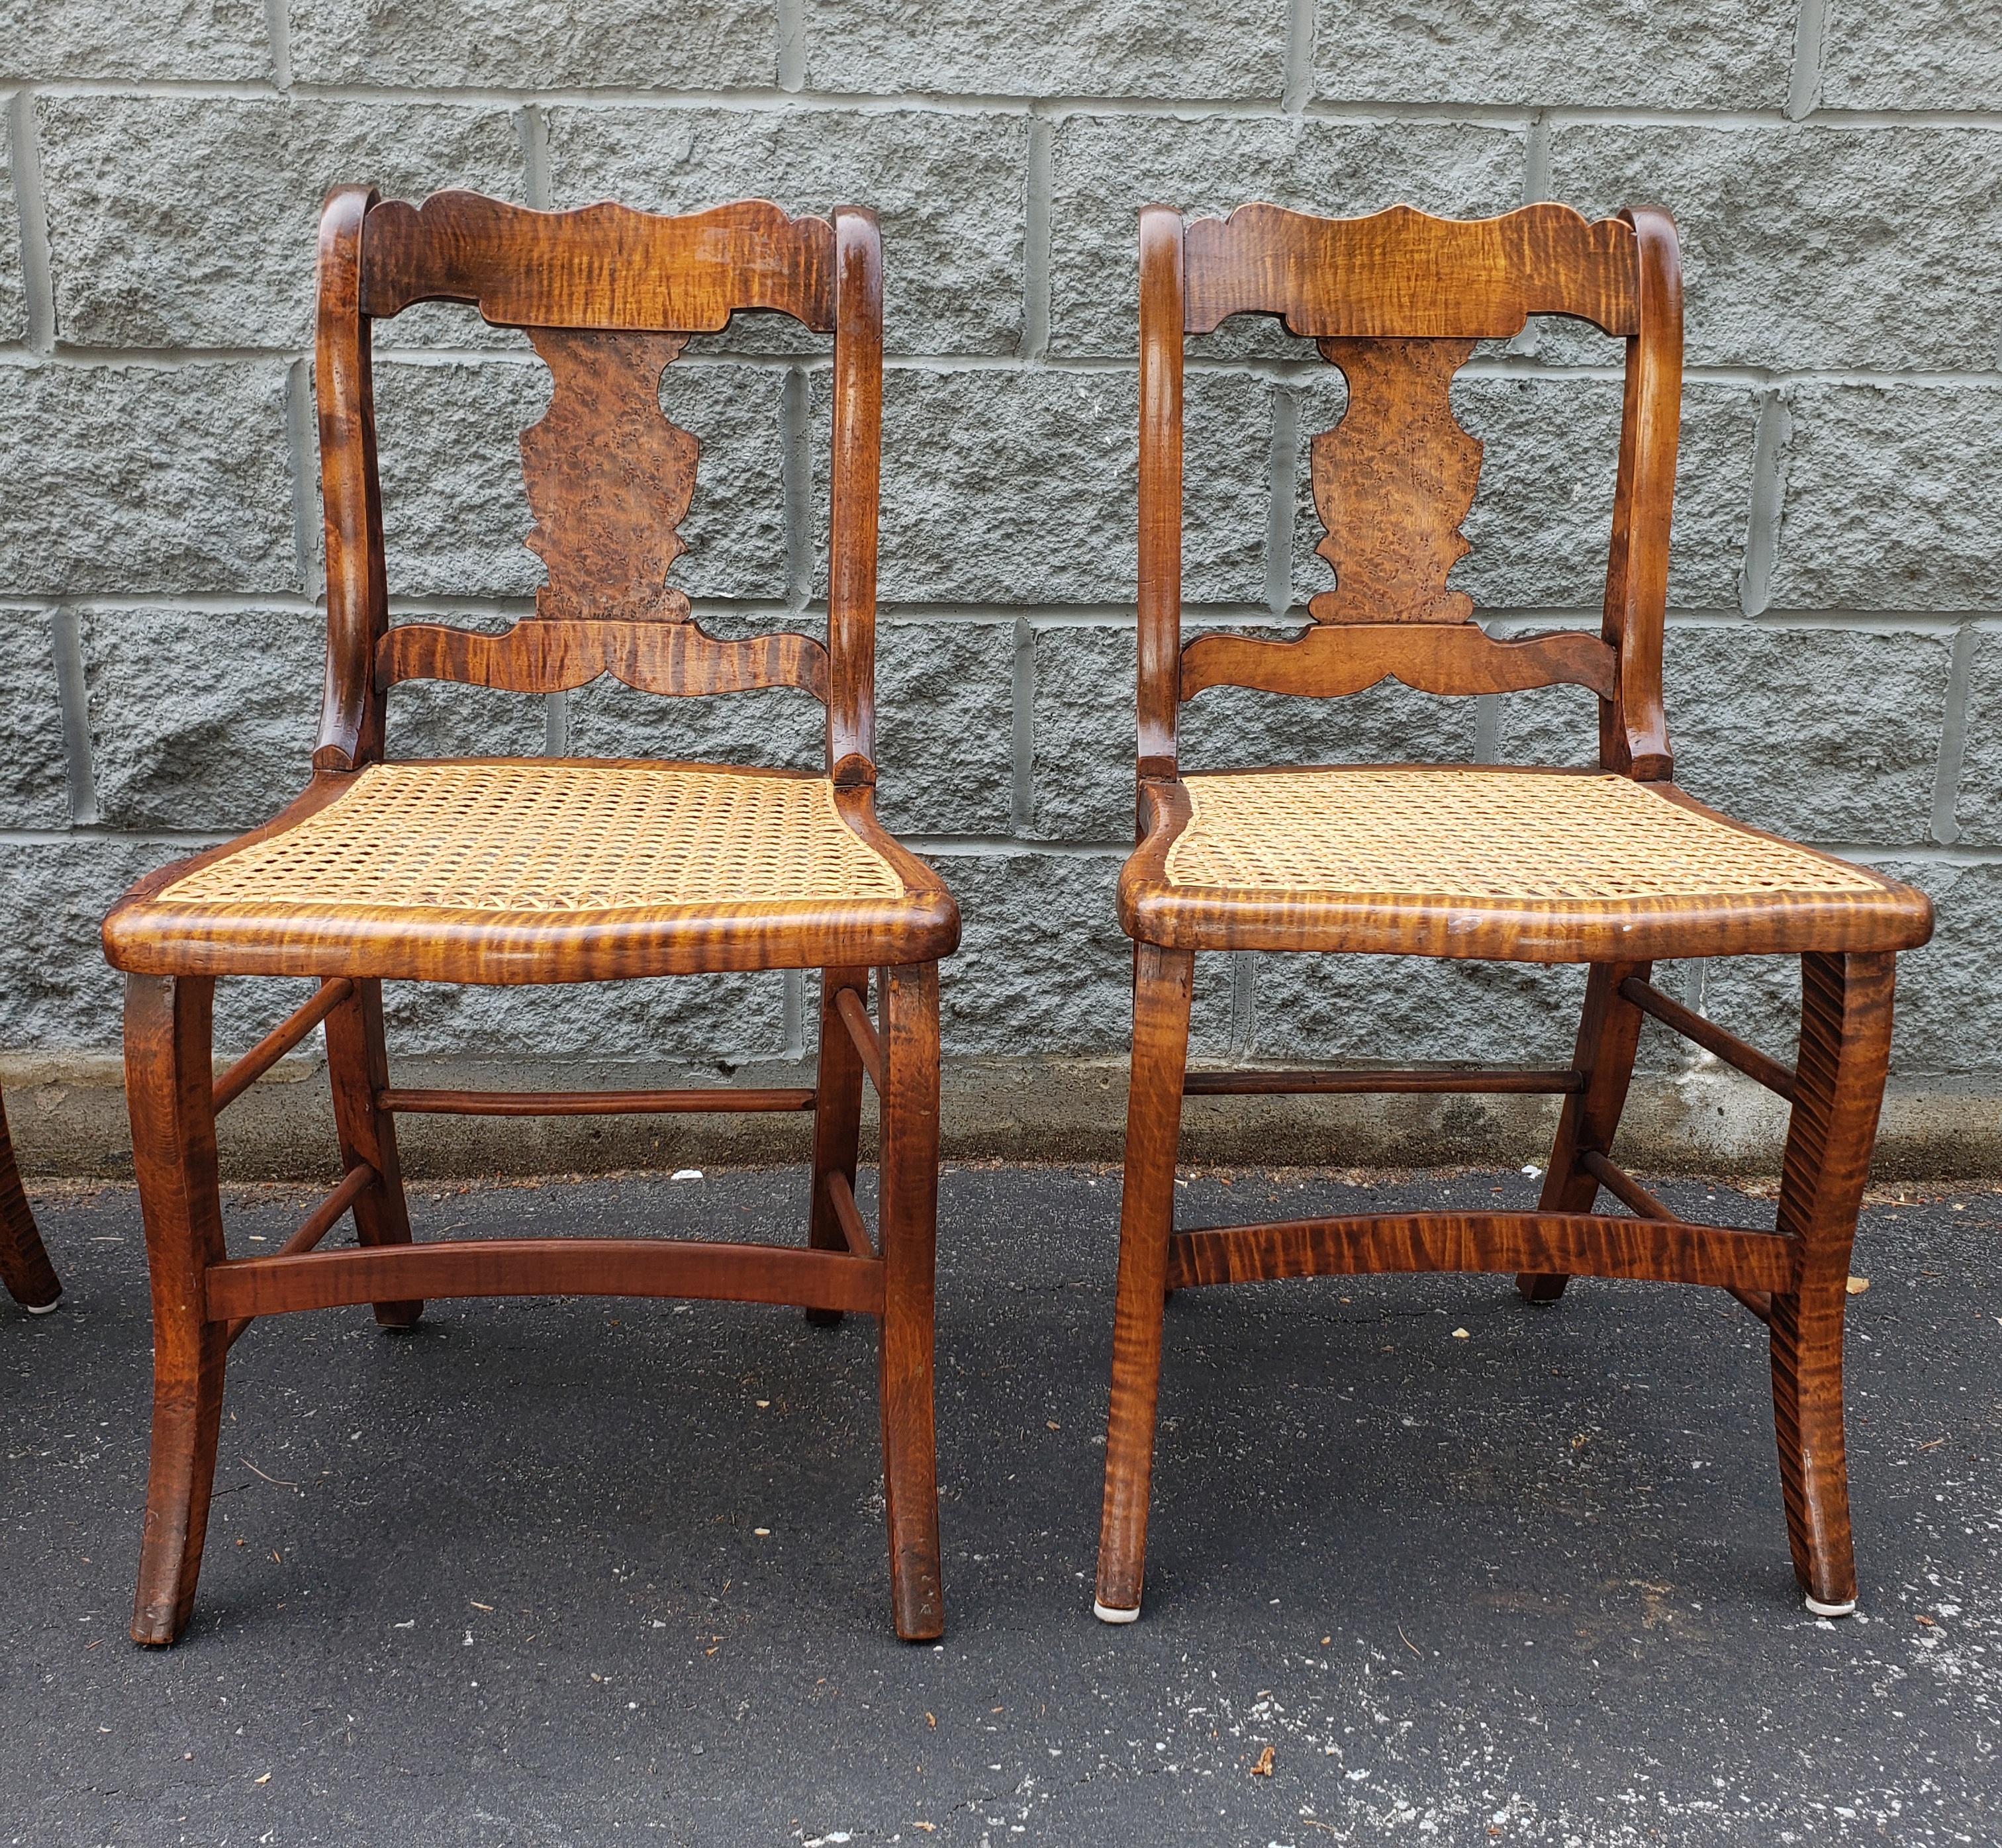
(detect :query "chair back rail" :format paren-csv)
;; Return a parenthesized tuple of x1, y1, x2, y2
(1137, 199, 1682, 786)
(312, 188, 881, 779)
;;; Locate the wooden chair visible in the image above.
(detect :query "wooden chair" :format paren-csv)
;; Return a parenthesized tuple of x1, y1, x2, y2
(1, 1086, 61, 1315)
(101, 189, 957, 1646)
(1092, 201, 1932, 1626)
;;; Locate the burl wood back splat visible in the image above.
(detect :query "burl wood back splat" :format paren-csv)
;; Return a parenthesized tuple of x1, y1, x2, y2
(1306, 334, 1481, 627)
(520, 327, 698, 625)
(316, 190, 858, 764)
(1167, 203, 1659, 750)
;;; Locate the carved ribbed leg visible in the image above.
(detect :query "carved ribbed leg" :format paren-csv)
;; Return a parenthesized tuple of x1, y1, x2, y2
(0, 1087, 60, 1312)
(324, 979, 420, 1327)
(877, 962, 943, 1640)
(126, 975, 229, 1646)
(806, 966, 869, 1328)
(1094, 943, 1194, 1623)
(1517, 958, 1650, 1304)
(1770, 950, 1894, 1616)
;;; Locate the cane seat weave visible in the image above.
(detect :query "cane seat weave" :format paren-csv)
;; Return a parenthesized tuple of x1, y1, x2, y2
(159, 761, 906, 912)
(1121, 766, 1931, 962)
(105, 759, 955, 983)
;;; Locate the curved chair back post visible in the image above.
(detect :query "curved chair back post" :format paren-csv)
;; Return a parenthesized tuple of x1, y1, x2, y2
(1135, 203, 1188, 796)
(826, 205, 883, 785)
(314, 184, 387, 773)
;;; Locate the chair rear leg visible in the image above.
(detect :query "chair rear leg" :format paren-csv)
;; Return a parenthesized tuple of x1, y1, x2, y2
(324, 979, 421, 1328)
(877, 962, 943, 1640)
(1517, 958, 1651, 1304)
(807, 966, 869, 1328)
(0, 1088, 60, 1313)
(1770, 950, 1893, 1617)
(1094, 943, 1194, 1624)
(126, 974, 229, 1646)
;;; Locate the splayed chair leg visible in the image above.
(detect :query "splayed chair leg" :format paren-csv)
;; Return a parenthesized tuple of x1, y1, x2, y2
(126, 974, 228, 1647)
(1517, 958, 1650, 1305)
(877, 962, 944, 1640)
(1769, 950, 1893, 1618)
(1094, 943, 1194, 1624)
(808, 966, 869, 1329)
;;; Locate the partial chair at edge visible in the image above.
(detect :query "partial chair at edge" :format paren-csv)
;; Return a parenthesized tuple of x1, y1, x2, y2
(1093, 199, 1932, 1625)
(1, 1084, 61, 1316)
(102, 187, 957, 1645)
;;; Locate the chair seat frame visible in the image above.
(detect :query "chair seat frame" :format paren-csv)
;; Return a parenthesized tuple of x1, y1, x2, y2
(103, 189, 953, 1646)
(1092, 201, 1932, 1626)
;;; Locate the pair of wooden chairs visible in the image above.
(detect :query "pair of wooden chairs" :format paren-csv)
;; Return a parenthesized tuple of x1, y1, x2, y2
(99, 189, 1928, 1651)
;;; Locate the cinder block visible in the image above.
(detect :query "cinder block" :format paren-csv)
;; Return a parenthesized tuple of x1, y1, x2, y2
(1702, 858, 1972, 1079)
(1770, 385, 2002, 614)
(566, 670, 823, 772)
(0, 839, 165, 1050)
(1952, 629, 2002, 847)
(82, 605, 320, 832)
(1250, 954, 1704, 1075)
(1666, 625, 1950, 847)
(934, 848, 1231, 1056)
(546, 106, 1029, 357)
(1029, 622, 1478, 843)
(0, 607, 68, 829)
(1049, 114, 1525, 358)
(818, 366, 1268, 607)
(1288, 375, 1759, 613)
(874, 619, 1016, 837)
(369, 357, 788, 602)
(1, 0, 267, 81)
(386, 670, 550, 762)
(804, 0, 1286, 99)
(1311, 0, 1795, 108)
(0, 108, 25, 343)
(1819, 0, 2002, 111)
(380, 972, 792, 1063)
(1547, 125, 2002, 373)
(38, 97, 525, 349)
(0, 362, 295, 596)
(1497, 622, 1952, 846)
(290, 0, 774, 88)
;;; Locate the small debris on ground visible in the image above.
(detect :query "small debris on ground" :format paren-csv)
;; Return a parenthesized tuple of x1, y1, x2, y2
(1251, 1746, 1275, 1777)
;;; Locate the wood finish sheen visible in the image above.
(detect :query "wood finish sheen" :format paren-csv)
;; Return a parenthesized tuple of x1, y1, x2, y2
(1182, 201, 1641, 338)
(1096, 199, 1927, 1625)
(103, 190, 951, 1645)
(0, 1086, 60, 1312)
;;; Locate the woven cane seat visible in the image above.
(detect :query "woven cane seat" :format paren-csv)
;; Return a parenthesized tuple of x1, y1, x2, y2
(104, 759, 959, 982)
(1121, 767, 1931, 963)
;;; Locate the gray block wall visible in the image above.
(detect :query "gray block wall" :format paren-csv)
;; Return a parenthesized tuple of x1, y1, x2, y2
(3, 1, 2000, 1176)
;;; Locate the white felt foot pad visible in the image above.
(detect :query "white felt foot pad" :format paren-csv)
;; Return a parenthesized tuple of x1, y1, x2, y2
(1805, 1594, 1857, 1618)
(1093, 1600, 1140, 1625)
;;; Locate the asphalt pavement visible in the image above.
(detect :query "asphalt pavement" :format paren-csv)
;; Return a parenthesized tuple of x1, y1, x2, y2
(3, 1164, 1997, 1846)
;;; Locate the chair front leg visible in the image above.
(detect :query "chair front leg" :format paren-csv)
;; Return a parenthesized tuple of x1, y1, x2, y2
(1518, 958, 1651, 1303)
(126, 974, 229, 1646)
(0, 1089, 61, 1312)
(1094, 942, 1194, 1624)
(877, 961, 943, 1640)
(324, 978, 420, 1327)
(1770, 949, 1894, 1616)
(807, 966, 869, 1328)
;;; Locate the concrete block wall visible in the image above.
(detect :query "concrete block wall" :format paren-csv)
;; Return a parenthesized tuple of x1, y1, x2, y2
(3, 2, 1999, 1176)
